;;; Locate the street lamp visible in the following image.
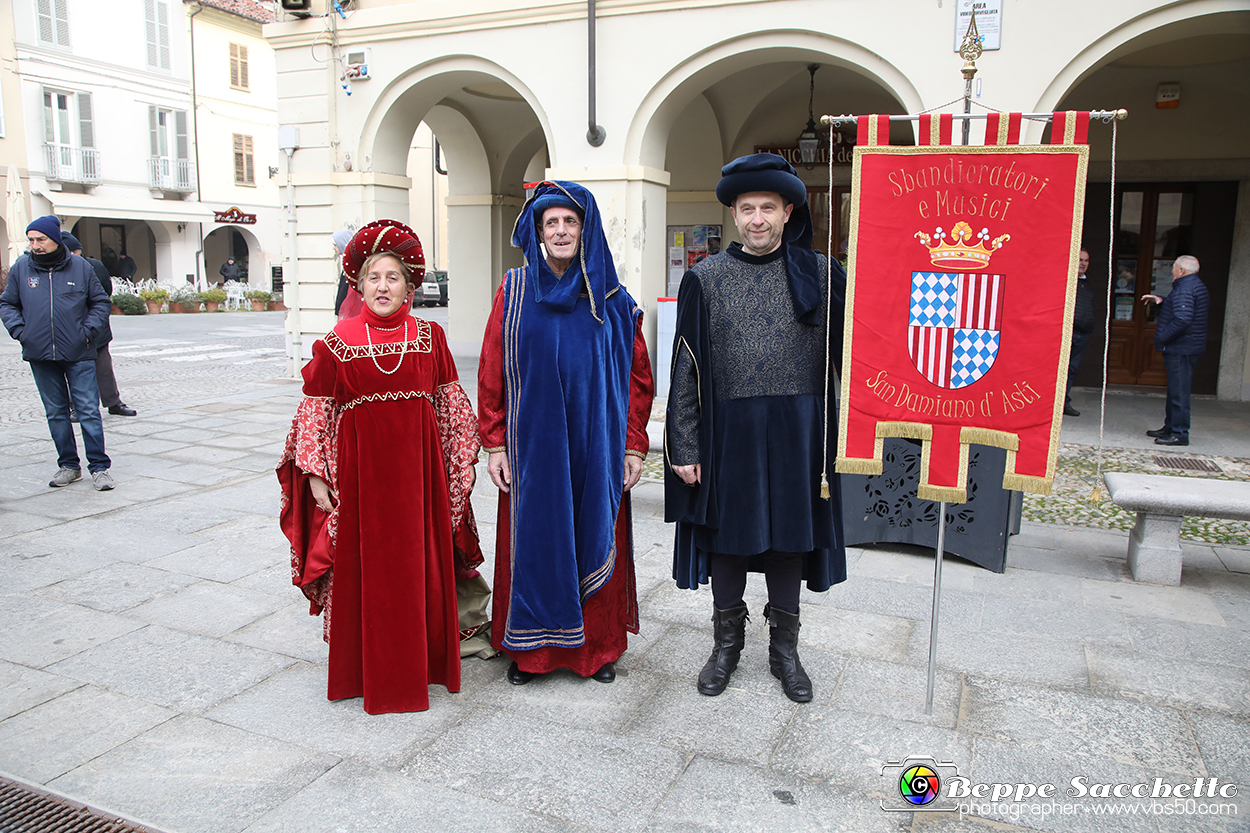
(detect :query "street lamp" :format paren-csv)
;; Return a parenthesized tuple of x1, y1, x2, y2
(797, 64, 821, 169)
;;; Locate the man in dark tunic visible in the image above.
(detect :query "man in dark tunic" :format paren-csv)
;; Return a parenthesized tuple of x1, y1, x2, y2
(62, 233, 137, 418)
(1063, 249, 1093, 417)
(665, 153, 847, 702)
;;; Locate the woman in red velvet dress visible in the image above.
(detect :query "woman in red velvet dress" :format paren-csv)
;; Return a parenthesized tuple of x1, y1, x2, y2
(278, 221, 481, 714)
(478, 182, 654, 685)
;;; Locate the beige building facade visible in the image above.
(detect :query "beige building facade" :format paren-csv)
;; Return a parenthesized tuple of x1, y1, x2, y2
(5, 0, 280, 292)
(267, 0, 1250, 399)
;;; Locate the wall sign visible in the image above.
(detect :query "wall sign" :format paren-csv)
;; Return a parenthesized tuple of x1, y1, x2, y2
(214, 207, 257, 224)
(954, 0, 1002, 51)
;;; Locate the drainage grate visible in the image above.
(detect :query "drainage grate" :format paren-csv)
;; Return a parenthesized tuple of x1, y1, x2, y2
(0, 774, 168, 833)
(1153, 455, 1223, 473)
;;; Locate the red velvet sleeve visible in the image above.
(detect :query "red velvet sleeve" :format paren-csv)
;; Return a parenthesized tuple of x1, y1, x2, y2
(431, 323, 481, 530)
(277, 337, 340, 630)
(476, 282, 508, 452)
(626, 312, 656, 457)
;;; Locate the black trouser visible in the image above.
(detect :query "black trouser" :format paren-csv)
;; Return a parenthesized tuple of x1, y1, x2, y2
(709, 551, 803, 615)
(1065, 328, 1091, 409)
(95, 345, 122, 408)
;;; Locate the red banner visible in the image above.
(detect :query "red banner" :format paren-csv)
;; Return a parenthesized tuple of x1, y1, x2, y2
(836, 116, 1089, 503)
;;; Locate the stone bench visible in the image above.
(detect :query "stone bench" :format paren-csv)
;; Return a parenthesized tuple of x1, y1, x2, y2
(1102, 472, 1250, 585)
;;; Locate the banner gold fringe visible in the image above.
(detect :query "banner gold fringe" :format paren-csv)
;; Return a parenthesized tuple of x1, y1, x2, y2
(959, 427, 1020, 452)
(918, 484, 967, 503)
(836, 456, 883, 476)
(1002, 473, 1053, 496)
(876, 422, 931, 440)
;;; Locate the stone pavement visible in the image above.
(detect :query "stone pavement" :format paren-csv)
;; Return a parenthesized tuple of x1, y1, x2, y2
(1, 314, 1249, 832)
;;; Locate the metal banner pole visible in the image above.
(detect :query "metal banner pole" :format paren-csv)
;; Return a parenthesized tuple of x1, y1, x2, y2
(925, 502, 947, 715)
(821, 109, 1127, 127)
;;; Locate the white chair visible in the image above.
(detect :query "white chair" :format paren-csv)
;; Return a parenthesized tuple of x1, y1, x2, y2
(224, 280, 248, 311)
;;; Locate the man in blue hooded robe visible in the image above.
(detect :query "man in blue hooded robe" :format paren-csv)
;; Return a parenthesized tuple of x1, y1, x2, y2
(665, 153, 847, 702)
(478, 182, 654, 685)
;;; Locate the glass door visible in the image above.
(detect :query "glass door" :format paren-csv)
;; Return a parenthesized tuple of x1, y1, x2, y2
(1107, 187, 1193, 385)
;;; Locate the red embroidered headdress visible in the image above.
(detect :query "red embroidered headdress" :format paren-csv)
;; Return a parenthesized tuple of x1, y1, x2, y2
(343, 220, 425, 285)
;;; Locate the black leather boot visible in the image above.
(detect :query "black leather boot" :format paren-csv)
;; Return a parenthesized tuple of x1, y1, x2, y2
(767, 605, 812, 702)
(697, 602, 749, 696)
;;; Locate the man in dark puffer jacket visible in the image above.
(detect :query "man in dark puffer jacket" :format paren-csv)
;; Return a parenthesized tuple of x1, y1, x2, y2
(1064, 249, 1094, 417)
(1141, 255, 1209, 447)
(0, 216, 114, 489)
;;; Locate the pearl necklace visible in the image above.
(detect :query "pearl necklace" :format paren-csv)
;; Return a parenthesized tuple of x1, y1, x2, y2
(364, 318, 407, 375)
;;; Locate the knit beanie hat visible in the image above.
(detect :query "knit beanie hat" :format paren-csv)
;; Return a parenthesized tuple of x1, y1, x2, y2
(27, 215, 62, 242)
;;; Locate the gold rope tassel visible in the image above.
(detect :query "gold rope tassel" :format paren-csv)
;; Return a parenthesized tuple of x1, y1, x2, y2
(820, 473, 831, 500)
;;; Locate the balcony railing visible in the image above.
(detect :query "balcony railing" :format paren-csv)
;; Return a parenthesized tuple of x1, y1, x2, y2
(43, 143, 101, 185)
(148, 156, 197, 192)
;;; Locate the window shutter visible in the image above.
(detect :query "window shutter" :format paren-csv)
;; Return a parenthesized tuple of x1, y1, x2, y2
(233, 134, 245, 183)
(229, 43, 239, 88)
(54, 0, 69, 46)
(144, 0, 159, 68)
(43, 90, 55, 143)
(37, 0, 54, 44)
(148, 105, 161, 155)
(156, 2, 171, 70)
(78, 92, 94, 149)
(174, 110, 188, 159)
(239, 45, 249, 89)
(244, 136, 254, 184)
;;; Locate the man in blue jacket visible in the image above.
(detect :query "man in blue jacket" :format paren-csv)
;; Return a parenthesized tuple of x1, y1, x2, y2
(0, 216, 114, 489)
(1141, 255, 1209, 447)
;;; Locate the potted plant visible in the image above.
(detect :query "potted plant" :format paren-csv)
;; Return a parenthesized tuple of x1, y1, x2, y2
(138, 287, 168, 314)
(113, 293, 147, 315)
(110, 294, 123, 315)
(246, 289, 273, 311)
(169, 284, 200, 313)
(269, 291, 287, 312)
(199, 287, 227, 312)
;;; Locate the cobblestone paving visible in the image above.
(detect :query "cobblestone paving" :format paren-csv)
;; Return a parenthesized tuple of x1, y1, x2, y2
(0, 315, 286, 428)
(640, 437, 1250, 546)
(1025, 442, 1250, 546)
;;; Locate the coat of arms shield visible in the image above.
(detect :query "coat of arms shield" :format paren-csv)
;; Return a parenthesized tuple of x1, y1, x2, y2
(907, 270, 1003, 389)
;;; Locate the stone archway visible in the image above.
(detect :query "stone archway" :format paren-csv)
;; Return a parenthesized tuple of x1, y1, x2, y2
(1042, 5, 1250, 400)
(622, 31, 922, 332)
(357, 60, 551, 347)
(204, 224, 264, 288)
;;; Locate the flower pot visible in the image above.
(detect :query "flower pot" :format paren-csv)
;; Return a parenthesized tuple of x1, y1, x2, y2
(269, 301, 287, 311)
(204, 301, 221, 312)
(145, 301, 163, 314)
(183, 302, 199, 313)
(250, 300, 267, 311)
(111, 304, 122, 315)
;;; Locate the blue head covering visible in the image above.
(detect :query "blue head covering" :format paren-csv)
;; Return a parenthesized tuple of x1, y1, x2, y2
(716, 153, 822, 325)
(61, 232, 83, 252)
(512, 181, 618, 322)
(27, 215, 62, 243)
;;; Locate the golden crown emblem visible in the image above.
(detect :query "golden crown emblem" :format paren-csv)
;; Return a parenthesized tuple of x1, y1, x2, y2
(914, 221, 1010, 271)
